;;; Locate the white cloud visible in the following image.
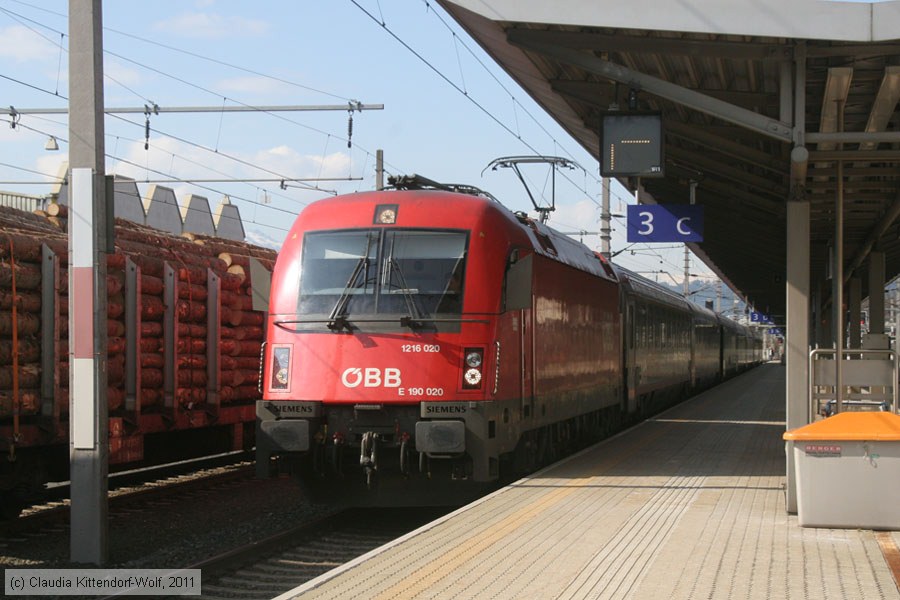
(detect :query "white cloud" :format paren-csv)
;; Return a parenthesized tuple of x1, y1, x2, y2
(153, 12, 269, 39)
(0, 25, 58, 63)
(107, 136, 338, 197)
(254, 145, 353, 181)
(111, 137, 177, 180)
(35, 154, 68, 185)
(104, 136, 353, 238)
(109, 136, 343, 185)
(245, 228, 284, 250)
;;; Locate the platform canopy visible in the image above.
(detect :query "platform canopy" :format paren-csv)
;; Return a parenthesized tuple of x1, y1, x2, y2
(439, 0, 900, 323)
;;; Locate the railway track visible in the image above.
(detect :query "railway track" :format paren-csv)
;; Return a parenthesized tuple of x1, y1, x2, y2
(15, 451, 252, 518)
(188, 507, 451, 600)
(0, 457, 255, 542)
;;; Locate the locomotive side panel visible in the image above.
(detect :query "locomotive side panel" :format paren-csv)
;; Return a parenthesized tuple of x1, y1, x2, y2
(530, 255, 621, 423)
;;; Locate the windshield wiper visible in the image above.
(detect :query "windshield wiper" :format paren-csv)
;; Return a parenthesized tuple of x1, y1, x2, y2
(388, 258, 424, 328)
(327, 256, 367, 331)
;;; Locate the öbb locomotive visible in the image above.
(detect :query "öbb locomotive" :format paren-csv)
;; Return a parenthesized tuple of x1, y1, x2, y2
(256, 177, 762, 504)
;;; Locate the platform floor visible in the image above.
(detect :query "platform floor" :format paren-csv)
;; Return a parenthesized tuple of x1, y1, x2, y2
(278, 364, 900, 599)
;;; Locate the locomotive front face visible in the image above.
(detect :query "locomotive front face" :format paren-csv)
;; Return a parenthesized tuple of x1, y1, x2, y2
(269, 226, 478, 399)
(258, 194, 509, 491)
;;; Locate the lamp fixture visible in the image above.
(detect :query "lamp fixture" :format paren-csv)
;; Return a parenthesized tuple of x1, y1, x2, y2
(44, 136, 59, 151)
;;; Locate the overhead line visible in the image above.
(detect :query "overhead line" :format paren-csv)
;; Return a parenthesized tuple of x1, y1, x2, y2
(0, 4, 405, 177)
(4, 104, 385, 115)
(107, 113, 330, 194)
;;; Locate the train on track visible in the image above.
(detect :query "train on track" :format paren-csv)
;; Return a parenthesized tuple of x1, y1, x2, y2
(256, 174, 763, 504)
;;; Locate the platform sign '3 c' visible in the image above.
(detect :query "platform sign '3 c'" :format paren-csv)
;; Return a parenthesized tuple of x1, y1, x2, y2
(627, 204, 704, 243)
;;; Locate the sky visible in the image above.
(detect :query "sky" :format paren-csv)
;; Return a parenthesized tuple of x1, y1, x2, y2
(0, 0, 729, 306)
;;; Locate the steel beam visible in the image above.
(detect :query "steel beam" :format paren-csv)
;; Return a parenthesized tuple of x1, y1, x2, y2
(807, 131, 900, 144)
(506, 29, 792, 60)
(508, 36, 794, 143)
(809, 150, 900, 161)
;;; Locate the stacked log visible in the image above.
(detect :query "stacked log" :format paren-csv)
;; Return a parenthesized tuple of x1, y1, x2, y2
(0, 208, 59, 418)
(184, 231, 273, 404)
(0, 205, 275, 420)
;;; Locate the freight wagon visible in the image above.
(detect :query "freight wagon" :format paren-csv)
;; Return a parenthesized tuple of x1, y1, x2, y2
(0, 206, 272, 516)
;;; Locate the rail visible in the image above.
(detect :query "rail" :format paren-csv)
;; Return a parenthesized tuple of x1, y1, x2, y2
(808, 347, 898, 422)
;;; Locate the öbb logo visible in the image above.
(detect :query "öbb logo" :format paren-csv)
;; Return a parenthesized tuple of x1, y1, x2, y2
(341, 367, 402, 388)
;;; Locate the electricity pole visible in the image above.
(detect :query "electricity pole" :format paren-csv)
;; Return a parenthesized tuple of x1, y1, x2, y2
(69, 0, 108, 565)
(601, 177, 611, 259)
(683, 180, 697, 297)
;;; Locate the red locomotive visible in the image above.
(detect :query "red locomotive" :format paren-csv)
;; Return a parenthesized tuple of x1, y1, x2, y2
(257, 175, 761, 504)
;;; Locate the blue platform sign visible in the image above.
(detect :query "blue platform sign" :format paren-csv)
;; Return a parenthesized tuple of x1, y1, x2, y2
(751, 312, 774, 324)
(627, 204, 704, 243)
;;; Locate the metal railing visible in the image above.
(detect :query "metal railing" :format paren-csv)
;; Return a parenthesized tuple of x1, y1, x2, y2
(808, 348, 898, 421)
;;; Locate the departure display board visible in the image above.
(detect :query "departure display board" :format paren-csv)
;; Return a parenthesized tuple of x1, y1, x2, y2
(601, 113, 664, 178)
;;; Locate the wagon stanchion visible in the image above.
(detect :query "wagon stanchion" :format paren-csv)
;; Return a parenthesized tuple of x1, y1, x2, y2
(163, 262, 177, 421)
(123, 258, 140, 423)
(8, 238, 20, 453)
(39, 244, 59, 422)
(206, 268, 221, 421)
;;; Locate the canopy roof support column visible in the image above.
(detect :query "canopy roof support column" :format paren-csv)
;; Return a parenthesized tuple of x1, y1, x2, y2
(786, 41, 809, 514)
(785, 199, 810, 514)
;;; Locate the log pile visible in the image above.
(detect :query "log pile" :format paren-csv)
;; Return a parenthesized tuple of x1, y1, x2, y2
(0, 203, 275, 419)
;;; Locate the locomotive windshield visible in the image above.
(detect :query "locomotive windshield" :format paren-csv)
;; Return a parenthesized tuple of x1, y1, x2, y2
(298, 229, 468, 327)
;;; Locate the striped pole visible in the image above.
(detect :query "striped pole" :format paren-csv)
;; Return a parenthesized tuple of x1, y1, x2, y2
(69, 0, 108, 565)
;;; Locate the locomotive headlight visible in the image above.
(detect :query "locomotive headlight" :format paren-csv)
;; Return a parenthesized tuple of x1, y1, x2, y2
(374, 204, 398, 224)
(462, 347, 484, 389)
(270, 346, 292, 391)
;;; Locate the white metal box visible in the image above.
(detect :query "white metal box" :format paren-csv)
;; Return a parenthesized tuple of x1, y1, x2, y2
(785, 412, 900, 529)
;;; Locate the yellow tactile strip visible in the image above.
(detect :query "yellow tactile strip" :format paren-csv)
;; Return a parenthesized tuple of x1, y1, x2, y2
(283, 366, 900, 599)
